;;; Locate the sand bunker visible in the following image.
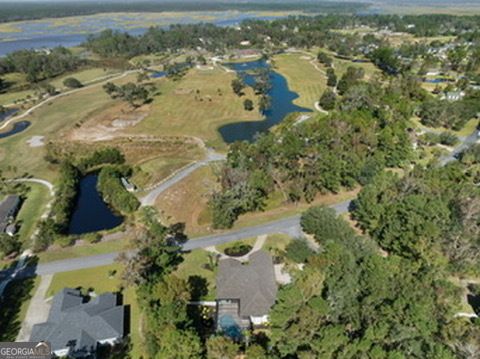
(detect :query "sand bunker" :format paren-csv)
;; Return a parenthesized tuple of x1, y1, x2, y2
(27, 136, 45, 147)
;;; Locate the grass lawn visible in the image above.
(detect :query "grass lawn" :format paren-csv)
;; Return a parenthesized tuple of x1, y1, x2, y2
(232, 187, 360, 231)
(455, 118, 478, 137)
(273, 53, 327, 110)
(128, 66, 260, 149)
(46, 263, 144, 358)
(17, 184, 51, 248)
(37, 238, 129, 263)
(50, 67, 119, 90)
(0, 72, 138, 182)
(263, 234, 293, 254)
(132, 156, 192, 191)
(175, 249, 217, 301)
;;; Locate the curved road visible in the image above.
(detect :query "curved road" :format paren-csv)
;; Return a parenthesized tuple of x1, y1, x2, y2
(439, 130, 479, 166)
(33, 199, 351, 276)
(140, 149, 225, 206)
(10, 178, 55, 195)
(0, 70, 138, 132)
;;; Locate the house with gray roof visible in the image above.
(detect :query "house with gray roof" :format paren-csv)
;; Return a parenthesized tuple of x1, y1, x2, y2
(0, 195, 21, 234)
(30, 288, 126, 358)
(216, 250, 278, 335)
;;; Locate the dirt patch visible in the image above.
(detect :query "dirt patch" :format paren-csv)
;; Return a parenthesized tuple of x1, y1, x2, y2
(68, 103, 150, 142)
(155, 164, 220, 236)
(48, 136, 204, 167)
(26, 136, 45, 147)
(174, 88, 193, 95)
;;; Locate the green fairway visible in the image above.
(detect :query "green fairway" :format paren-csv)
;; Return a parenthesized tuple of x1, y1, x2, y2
(128, 66, 260, 149)
(273, 53, 327, 110)
(0, 72, 138, 182)
(17, 184, 51, 248)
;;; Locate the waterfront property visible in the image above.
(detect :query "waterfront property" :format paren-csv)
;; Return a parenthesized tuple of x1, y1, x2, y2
(216, 250, 278, 336)
(0, 194, 21, 235)
(30, 288, 126, 358)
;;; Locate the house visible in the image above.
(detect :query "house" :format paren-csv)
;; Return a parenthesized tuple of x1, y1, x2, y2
(120, 177, 136, 192)
(443, 91, 465, 101)
(216, 250, 278, 335)
(30, 288, 126, 358)
(0, 195, 21, 234)
(5, 223, 17, 237)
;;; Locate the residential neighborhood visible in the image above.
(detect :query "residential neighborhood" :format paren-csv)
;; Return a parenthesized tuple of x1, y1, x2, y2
(1, 1, 480, 358)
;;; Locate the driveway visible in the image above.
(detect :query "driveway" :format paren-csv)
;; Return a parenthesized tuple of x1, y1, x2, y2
(16, 274, 53, 341)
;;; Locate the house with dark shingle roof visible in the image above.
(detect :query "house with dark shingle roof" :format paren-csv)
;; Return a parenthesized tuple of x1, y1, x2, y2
(216, 250, 278, 334)
(30, 288, 126, 358)
(0, 195, 21, 234)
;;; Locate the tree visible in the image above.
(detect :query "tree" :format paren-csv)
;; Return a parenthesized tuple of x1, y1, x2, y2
(326, 68, 337, 87)
(337, 66, 364, 95)
(62, 77, 83, 89)
(243, 99, 254, 111)
(155, 327, 202, 359)
(317, 51, 333, 67)
(300, 206, 355, 245)
(231, 78, 245, 96)
(285, 238, 314, 263)
(258, 95, 271, 113)
(318, 88, 336, 111)
(0, 234, 20, 257)
(206, 336, 239, 359)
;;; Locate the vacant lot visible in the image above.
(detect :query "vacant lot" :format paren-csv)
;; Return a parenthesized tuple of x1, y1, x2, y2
(155, 164, 220, 236)
(274, 53, 327, 109)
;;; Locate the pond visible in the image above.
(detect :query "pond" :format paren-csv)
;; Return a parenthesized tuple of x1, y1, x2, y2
(68, 174, 123, 235)
(0, 121, 31, 139)
(218, 59, 311, 143)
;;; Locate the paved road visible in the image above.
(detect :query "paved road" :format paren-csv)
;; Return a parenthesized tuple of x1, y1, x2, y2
(439, 130, 479, 166)
(10, 178, 55, 195)
(0, 70, 138, 132)
(140, 149, 225, 206)
(33, 199, 351, 276)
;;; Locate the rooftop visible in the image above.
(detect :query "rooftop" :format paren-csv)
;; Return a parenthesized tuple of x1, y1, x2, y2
(216, 250, 277, 318)
(30, 288, 125, 355)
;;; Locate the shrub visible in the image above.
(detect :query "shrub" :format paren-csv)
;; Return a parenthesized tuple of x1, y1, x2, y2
(243, 99, 254, 111)
(63, 77, 83, 89)
(224, 243, 252, 257)
(285, 238, 314, 263)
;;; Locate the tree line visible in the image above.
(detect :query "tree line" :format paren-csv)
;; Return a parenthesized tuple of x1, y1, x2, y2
(210, 72, 421, 228)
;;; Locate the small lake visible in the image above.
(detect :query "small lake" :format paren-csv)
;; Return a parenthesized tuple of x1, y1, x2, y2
(0, 121, 30, 139)
(218, 59, 311, 143)
(68, 174, 123, 235)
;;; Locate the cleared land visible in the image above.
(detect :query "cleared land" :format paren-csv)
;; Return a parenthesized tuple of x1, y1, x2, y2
(155, 164, 220, 236)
